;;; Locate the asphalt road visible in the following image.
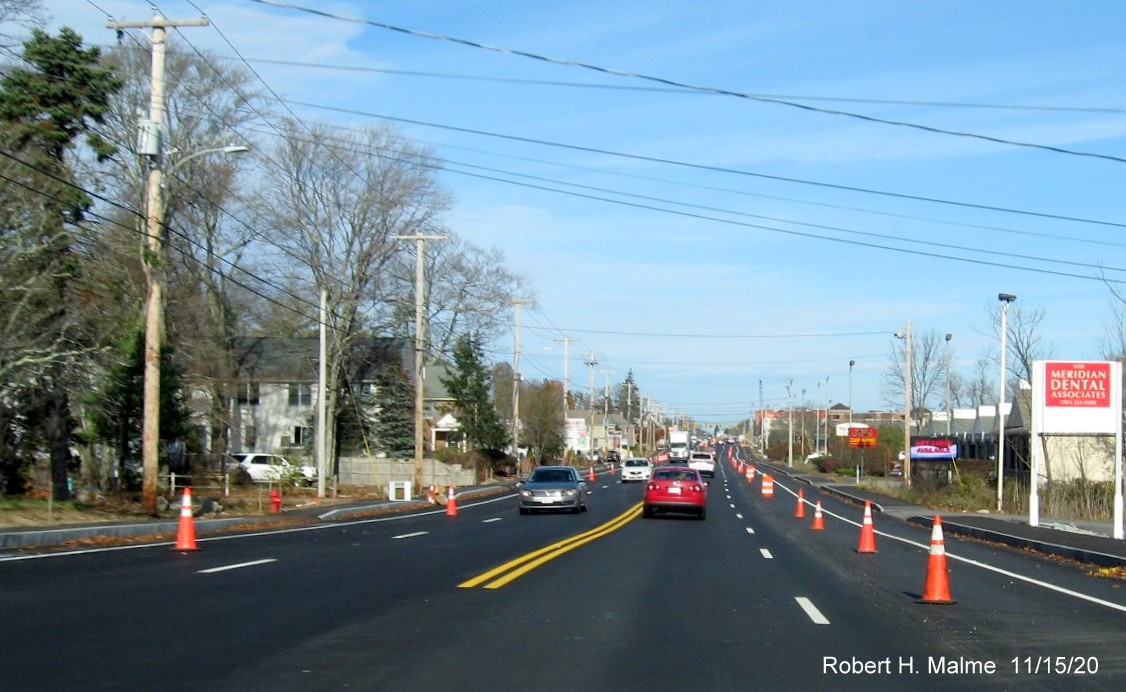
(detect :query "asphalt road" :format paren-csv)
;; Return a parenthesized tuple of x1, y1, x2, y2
(1, 445, 1123, 691)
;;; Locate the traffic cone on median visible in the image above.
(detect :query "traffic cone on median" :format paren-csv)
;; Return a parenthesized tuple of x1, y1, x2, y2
(810, 500, 826, 530)
(794, 488, 806, 519)
(445, 485, 459, 517)
(173, 488, 199, 551)
(917, 516, 955, 604)
(857, 501, 877, 554)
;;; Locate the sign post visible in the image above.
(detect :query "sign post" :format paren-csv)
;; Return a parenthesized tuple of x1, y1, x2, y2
(848, 427, 878, 481)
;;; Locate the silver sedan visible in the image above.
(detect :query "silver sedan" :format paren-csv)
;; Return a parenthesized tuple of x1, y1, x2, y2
(518, 466, 588, 514)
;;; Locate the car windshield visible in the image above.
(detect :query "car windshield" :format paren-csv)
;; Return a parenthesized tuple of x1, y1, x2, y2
(530, 469, 574, 483)
(625, 459, 648, 467)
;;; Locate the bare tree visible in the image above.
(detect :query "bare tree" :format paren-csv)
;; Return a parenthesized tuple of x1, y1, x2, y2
(883, 328, 947, 419)
(90, 40, 269, 457)
(253, 119, 449, 467)
(964, 356, 999, 408)
(982, 302, 1054, 391)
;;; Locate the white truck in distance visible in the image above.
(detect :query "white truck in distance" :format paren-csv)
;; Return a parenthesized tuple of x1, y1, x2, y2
(668, 430, 690, 461)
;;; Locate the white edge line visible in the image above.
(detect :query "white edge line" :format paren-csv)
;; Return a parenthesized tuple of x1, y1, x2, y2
(768, 479, 1126, 615)
(795, 596, 830, 624)
(0, 492, 517, 562)
(198, 558, 277, 574)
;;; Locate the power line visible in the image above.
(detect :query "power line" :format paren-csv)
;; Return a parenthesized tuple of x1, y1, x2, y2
(245, 0, 1126, 166)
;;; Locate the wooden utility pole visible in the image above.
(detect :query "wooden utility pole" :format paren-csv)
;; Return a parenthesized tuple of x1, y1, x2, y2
(108, 13, 208, 514)
(393, 234, 445, 494)
(508, 299, 532, 470)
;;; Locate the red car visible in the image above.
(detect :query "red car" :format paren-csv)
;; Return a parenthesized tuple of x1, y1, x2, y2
(643, 466, 708, 520)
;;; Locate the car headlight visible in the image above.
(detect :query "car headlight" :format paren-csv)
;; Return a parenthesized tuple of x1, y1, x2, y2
(519, 489, 532, 498)
(563, 489, 576, 497)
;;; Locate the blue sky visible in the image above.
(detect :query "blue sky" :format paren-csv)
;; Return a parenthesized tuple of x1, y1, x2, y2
(42, 1, 1126, 424)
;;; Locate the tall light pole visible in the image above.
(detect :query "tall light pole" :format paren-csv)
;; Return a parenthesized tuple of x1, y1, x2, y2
(787, 378, 794, 467)
(997, 293, 1016, 512)
(848, 360, 855, 426)
(895, 321, 914, 485)
(945, 333, 953, 436)
(800, 388, 807, 458)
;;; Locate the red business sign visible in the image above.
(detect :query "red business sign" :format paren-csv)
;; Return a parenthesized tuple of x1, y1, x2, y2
(1045, 361, 1112, 408)
(848, 427, 878, 448)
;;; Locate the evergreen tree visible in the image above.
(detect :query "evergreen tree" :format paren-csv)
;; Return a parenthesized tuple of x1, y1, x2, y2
(0, 28, 121, 498)
(441, 333, 509, 454)
(371, 364, 414, 457)
(85, 328, 191, 486)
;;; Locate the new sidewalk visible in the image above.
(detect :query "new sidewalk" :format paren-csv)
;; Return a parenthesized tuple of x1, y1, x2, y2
(753, 460, 1126, 569)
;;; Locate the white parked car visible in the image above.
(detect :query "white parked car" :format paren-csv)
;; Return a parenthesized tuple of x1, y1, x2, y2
(620, 457, 652, 483)
(688, 451, 716, 478)
(230, 453, 316, 485)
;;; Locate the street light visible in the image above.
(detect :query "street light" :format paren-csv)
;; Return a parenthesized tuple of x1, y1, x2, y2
(944, 334, 953, 436)
(786, 378, 794, 467)
(848, 360, 855, 426)
(997, 293, 1016, 512)
(141, 143, 249, 513)
(895, 321, 913, 485)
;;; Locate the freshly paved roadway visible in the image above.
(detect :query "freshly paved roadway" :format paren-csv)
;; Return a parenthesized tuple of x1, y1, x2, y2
(1, 452, 1123, 690)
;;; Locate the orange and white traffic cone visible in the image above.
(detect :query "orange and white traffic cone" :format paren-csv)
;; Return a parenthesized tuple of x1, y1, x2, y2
(426, 485, 437, 505)
(918, 516, 955, 604)
(810, 500, 826, 530)
(588, 466, 596, 482)
(445, 485, 459, 517)
(761, 474, 774, 497)
(857, 501, 877, 554)
(794, 488, 806, 519)
(746, 466, 756, 483)
(173, 488, 199, 551)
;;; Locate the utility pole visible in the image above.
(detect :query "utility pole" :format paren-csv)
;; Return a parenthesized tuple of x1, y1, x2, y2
(585, 352, 598, 458)
(393, 234, 445, 494)
(602, 368, 614, 455)
(787, 378, 794, 467)
(509, 299, 532, 468)
(553, 337, 571, 422)
(108, 12, 208, 515)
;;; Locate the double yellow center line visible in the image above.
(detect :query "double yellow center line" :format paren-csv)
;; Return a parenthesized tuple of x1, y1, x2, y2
(459, 503, 643, 589)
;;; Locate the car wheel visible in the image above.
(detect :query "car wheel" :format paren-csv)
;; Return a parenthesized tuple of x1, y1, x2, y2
(643, 505, 653, 518)
(698, 507, 707, 520)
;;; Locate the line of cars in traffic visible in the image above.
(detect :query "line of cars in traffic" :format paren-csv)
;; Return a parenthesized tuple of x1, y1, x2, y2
(518, 447, 716, 520)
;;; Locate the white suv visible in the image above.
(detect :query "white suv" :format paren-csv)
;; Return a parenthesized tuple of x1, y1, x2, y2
(230, 453, 316, 485)
(688, 451, 716, 478)
(620, 458, 652, 483)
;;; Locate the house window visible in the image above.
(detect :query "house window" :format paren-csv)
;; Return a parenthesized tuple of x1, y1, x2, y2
(236, 382, 260, 405)
(288, 383, 312, 407)
(293, 426, 313, 445)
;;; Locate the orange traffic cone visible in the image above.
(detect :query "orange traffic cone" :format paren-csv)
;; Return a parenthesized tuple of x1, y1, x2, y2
(857, 501, 878, 553)
(746, 466, 756, 483)
(761, 474, 774, 497)
(918, 516, 955, 604)
(794, 488, 806, 519)
(588, 466, 596, 482)
(445, 485, 459, 517)
(173, 488, 199, 551)
(811, 500, 826, 530)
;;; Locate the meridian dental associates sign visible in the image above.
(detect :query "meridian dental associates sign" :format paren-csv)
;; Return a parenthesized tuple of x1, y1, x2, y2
(1033, 361, 1121, 434)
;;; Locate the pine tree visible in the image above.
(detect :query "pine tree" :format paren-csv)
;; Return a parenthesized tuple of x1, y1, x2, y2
(0, 28, 122, 498)
(372, 364, 414, 457)
(441, 333, 510, 454)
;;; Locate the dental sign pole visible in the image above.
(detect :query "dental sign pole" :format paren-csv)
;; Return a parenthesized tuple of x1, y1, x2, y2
(1030, 361, 1123, 538)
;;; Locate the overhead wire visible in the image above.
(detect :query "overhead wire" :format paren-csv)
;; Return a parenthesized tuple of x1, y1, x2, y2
(243, 0, 1126, 166)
